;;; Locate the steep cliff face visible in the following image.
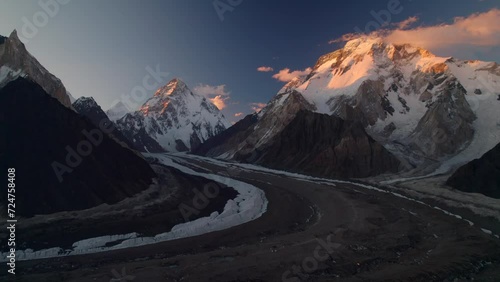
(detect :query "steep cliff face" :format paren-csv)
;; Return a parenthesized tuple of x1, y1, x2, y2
(409, 79, 476, 157)
(0, 30, 72, 107)
(252, 111, 401, 178)
(446, 143, 500, 199)
(0, 78, 157, 217)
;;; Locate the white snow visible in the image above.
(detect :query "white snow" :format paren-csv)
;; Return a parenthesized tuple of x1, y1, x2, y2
(0, 153, 267, 262)
(106, 101, 132, 122)
(117, 79, 231, 152)
(0, 65, 23, 87)
(270, 36, 500, 175)
(177, 153, 499, 239)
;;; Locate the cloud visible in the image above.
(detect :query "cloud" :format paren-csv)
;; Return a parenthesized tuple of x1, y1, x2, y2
(383, 9, 500, 49)
(257, 66, 274, 72)
(272, 67, 313, 82)
(395, 16, 419, 30)
(329, 33, 363, 44)
(211, 95, 230, 110)
(193, 84, 230, 110)
(327, 9, 500, 60)
(234, 112, 244, 117)
(250, 102, 266, 112)
(194, 84, 229, 97)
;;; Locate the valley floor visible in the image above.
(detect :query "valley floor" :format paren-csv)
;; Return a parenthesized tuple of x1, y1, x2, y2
(9, 154, 500, 282)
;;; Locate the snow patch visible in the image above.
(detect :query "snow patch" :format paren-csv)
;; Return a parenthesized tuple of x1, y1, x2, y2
(0, 154, 267, 262)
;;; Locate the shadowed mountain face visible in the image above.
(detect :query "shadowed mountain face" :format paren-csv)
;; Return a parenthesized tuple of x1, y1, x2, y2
(193, 113, 259, 157)
(0, 78, 157, 217)
(194, 91, 317, 160)
(72, 97, 163, 152)
(446, 143, 500, 199)
(248, 111, 401, 178)
(195, 90, 400, 178)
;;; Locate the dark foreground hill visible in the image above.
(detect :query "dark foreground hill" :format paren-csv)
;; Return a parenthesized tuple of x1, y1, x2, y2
(447, 143, 500, 198)
(0, 78, 157, 216)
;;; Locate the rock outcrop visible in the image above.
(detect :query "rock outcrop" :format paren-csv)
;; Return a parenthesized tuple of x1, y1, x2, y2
(0, 30, 72, 107)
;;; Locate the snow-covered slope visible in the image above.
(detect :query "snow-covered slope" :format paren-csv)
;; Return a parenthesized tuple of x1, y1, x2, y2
(73, 96, 163, 152)
(200, 36, 500, 178)
(106, 101, 131, 122)
(116, 79, 231, 152)
(0, 30, 72, 107)
(67, 91, 77, 103)
(284, 36, 500, 170)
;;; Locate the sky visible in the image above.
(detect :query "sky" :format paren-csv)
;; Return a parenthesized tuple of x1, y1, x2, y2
(0, 0, 499, 122)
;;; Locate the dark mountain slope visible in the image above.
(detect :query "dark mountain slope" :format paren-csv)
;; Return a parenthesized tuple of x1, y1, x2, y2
(0, 78, 156, 216)
(72, 96, 162, 152)
(251, 111, 401, 178)
(446, 143, 500, 198)
(193, 113, 259, 157)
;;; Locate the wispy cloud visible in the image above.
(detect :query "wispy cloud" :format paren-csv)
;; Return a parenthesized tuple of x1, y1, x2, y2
(193, 84, 230, 110)
(272, 67, 312, 82)
(211, 95, 230, 110)
(234, 112, 244, 117)
(395, 16, 419, 30)
(257, 66, 274, 72)
(384, 9, 500, 49)
(329, 33, 363, 44)
(329, 9, 500, 56)
(250, 102, 266, 113)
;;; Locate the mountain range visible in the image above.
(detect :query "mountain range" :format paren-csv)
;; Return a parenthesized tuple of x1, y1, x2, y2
(115, 78, 231, 152)
(196, 37, 500, 187)
(1, 29, 499, 203)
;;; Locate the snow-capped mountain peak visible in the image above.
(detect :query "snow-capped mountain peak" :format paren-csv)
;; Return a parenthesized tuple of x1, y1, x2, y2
(73, 96, 98, 109)
(277, 35, 500, 170)
(116, 78, 231, 152)
(154, 78, 189, 97)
